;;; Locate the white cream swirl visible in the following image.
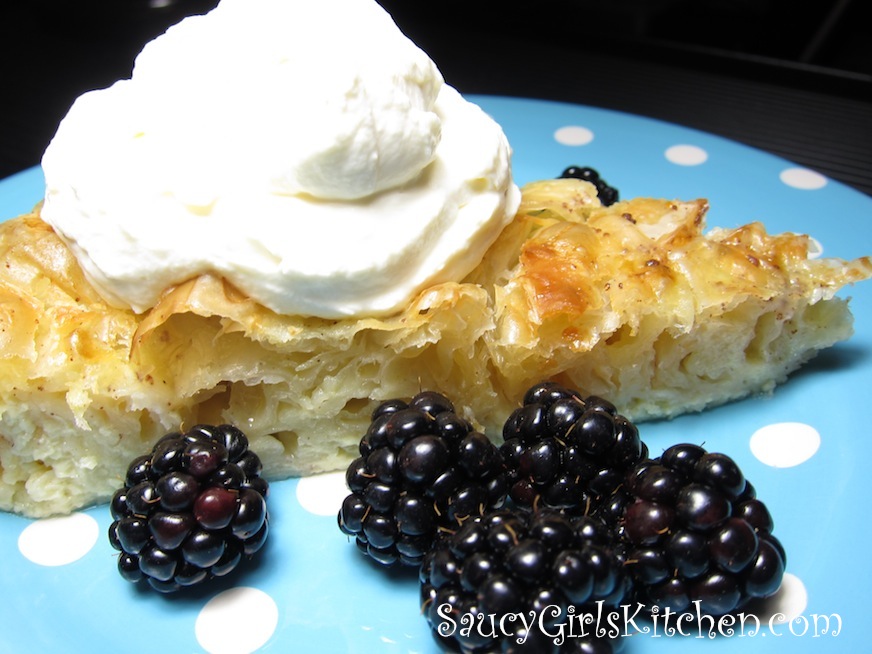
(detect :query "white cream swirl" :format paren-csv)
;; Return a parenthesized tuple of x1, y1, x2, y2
(40, 0, 520, 318)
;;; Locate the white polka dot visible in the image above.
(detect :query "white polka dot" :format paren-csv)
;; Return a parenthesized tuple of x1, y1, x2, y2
(750, 422, 820, 468)
(18, 512, 100, 566)
(296, 471, 349, 516)
(780, 167, 827, 190)
(665, 144, 708, 166)
(196, 587, 278, 654)
(748, 573, 808, 625)
(554, 125, 594, 146)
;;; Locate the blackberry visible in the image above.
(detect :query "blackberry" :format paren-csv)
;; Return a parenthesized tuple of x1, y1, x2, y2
(108, 424, 270, 593)
(621, 443, 786, 616)
(501, 381, 647, 520)
(420, 509, 629, 653)
(559, 166, 619, 206)
(338, 391, 508, 567)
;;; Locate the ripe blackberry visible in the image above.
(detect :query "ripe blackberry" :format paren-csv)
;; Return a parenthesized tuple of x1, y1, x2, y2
(559, 166, 619, 206)
(420, 509, 629, 653)
(108, 424, 269, 593)
(338, 391, 508, 567)
(501, 381, 647, 520)
(621, 443, 786, 616)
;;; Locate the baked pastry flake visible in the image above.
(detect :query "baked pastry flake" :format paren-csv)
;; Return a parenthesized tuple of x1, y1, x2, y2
(1, 179, 869, 517)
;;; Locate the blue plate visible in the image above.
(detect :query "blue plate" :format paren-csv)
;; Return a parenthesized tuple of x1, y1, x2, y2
(1, 95, 869, 653)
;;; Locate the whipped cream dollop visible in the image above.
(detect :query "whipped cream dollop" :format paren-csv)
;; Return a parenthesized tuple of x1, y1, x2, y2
(41, 0, 520, 318)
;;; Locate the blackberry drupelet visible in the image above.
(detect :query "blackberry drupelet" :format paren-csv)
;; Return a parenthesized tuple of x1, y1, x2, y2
(338, 391, 509, 567)
(621, 443, 786, 616)
(108, 424, 269, 593)
(501, 381, 647, 521)
(559, 166, 619, 206)
(420, 509, 629, 653)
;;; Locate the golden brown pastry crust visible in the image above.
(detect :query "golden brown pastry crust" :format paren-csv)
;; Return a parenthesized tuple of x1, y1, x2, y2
(474, 180, 872, 416)
(1, 179, 870, 516)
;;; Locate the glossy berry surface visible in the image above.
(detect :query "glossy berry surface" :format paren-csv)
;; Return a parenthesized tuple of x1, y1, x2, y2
(559, 166, 620, 206)
(621, 443, 785, 615)
(338, 391, 508, 567)
(108, 424, 269, 592)
(501, 381, 647, 519)
(420, 509, 628, 653)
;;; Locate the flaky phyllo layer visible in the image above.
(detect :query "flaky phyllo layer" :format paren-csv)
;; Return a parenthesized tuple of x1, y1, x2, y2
(2, 178, 870, 516)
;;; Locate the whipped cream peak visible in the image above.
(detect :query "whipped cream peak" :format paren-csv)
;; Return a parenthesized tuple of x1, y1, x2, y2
(130, 0, 445, 202)
(41, 0, 520, 318)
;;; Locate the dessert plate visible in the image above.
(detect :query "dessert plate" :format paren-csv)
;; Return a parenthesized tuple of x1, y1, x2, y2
(0, 95, 868, 653)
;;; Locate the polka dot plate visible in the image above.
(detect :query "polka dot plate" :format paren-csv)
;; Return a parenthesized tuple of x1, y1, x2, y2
(1, 96, 869, 653)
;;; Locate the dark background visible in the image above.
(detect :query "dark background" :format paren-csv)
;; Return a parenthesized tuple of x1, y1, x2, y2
(1, 0, 870, 195)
